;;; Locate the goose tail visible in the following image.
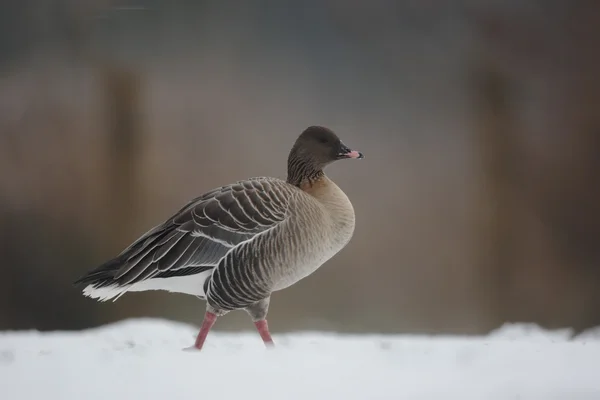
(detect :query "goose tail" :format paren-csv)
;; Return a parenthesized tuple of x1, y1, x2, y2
(73, 257, 131, 302)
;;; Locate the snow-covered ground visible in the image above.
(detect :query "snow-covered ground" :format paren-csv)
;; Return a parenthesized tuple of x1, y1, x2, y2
(1, 318, 599, 400)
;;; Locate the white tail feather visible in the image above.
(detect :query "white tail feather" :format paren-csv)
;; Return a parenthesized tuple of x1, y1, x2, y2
(82, 284, 131, 302)
(81, 270, 213, 302)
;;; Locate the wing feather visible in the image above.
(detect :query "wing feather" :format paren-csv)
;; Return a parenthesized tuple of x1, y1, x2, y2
(80, 178, 291, 290)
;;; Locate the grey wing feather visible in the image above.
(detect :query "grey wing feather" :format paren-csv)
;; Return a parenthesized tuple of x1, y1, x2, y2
(107, 178, 289, 286)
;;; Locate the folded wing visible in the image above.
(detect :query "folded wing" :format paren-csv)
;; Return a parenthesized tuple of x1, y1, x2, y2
(75, 178, 290, 292)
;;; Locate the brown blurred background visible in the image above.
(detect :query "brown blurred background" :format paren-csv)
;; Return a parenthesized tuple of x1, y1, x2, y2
(1, 0, 599, 335)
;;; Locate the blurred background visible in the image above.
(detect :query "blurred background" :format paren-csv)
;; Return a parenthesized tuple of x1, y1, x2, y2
(1, 0, 600, 335)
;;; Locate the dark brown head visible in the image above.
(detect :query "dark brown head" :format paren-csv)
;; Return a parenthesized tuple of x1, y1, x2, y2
(287, 126, 363, 186)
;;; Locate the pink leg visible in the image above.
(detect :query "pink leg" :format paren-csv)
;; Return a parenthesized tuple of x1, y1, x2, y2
(193, 311, 217, 350)
(254, 319, 275, 347)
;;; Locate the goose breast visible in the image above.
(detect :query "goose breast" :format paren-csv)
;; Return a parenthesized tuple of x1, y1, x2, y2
(268, 178, 356, 291)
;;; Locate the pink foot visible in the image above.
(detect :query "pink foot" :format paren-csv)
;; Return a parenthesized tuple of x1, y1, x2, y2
(192, 311, 217, 350)
(254, 319, 275, 348)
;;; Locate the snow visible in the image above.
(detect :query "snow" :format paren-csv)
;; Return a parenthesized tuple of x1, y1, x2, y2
(1, 318, 599, 400)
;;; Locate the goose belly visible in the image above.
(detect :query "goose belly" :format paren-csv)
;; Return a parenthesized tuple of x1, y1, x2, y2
(128, 269, 212, 297)
(271, 228, 354, 291)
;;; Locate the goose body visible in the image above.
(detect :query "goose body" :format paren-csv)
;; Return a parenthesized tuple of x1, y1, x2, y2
(75, 126, 363, 349)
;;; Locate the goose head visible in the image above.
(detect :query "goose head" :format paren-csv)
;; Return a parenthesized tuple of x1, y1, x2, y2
(287, 126, 363, 186)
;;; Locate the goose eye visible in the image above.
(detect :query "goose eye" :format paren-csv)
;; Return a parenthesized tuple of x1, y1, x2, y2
(318, 137, 328, 144)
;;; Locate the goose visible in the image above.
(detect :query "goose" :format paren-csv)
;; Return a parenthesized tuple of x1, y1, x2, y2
(74, 126, 363, 350)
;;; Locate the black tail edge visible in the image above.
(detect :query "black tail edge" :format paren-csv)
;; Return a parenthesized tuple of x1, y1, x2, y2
(73, 257, 123, 288)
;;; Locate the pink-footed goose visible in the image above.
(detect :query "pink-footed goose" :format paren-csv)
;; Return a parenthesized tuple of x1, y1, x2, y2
(75, 126, 363, 350)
